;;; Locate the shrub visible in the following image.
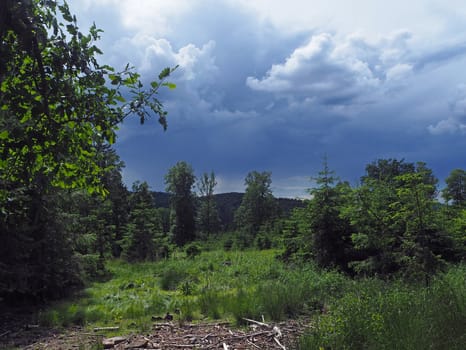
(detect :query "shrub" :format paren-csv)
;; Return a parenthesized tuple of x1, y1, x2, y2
(223, 238, 234, 251)
(255, 233, 272, 250)
(159, 267, 189, 291)
(179, 280, 196, 296)
(185, 243, 202, 259)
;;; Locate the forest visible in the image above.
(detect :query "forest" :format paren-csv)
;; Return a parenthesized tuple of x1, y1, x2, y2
(1, 1, 465, 349)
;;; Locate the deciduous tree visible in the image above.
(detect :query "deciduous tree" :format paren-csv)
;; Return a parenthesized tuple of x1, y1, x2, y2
(234, 171, 278, 236)
(165, 162, 197, 246)
(442, 168, 466, 207)
(0, 0, 175, 299)
(197, 171, 220, 235)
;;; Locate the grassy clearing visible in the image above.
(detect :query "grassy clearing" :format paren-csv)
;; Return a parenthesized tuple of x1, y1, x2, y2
(39, 249, 337, 332)
(38, 249, 466, 349)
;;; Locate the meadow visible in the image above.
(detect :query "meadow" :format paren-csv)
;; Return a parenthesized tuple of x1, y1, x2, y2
(37, 244, 466, 350)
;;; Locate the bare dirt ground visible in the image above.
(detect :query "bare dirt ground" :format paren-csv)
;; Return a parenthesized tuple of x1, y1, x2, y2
(0, 311, 309, 350)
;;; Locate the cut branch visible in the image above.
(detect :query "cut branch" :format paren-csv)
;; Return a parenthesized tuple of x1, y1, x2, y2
(274, 336, 287, 350)
(93, 326, 119, 332)
(242, 317, 269, 327)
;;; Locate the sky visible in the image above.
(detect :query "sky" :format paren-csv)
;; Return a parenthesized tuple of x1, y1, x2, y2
(70, 0, 466, 197)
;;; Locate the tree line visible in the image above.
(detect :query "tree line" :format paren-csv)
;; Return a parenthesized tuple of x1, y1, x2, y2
(282, 159, 465, 284)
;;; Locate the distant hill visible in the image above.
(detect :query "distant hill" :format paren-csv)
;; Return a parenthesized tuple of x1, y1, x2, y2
(278, 197, 307, 216)
(151, 191, 306, 231)
(214, 192, 244, 231)
(152, 191, 170, 208)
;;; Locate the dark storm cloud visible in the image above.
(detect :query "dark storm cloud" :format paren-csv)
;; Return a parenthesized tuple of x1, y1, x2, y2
(71, 0, 466, 196)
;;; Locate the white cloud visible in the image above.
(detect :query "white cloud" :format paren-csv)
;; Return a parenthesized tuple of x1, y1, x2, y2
(233, 0, 466, 41)
(428, 85, 466, 135)
(246, 32, 416, 106)
(428, 118, 466, 135)
(174, 41, 218, 81)
(76, 0, 194, 36)
(386, 63, 413, 81)
(111, 34, 218, 84)
(271, 176, 313, 199)
(215, 175, 245, 193)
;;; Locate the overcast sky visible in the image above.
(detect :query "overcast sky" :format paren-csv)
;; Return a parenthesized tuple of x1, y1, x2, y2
(70, 0, 466, 197)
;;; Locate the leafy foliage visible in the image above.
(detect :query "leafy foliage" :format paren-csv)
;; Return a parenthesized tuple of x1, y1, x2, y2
(197, 171, 220, 235)
(442, 168, 466, 206)
(165, 161, 197, 246)
(234, 171, 278, 238)
(283, 159, 461, 281)
(0, 0, 176, 196)
(346, 160, 453, 280)
(0, 0, 175, 299)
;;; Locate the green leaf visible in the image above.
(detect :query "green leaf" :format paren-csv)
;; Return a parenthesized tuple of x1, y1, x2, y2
(109, 74, 121, 85)
(162, 82, 177, 90)
(158, 67, 171, 80)
(66, 24, 77, 35)
(115, 95, 126, 103)
(0, 130, 9, 140)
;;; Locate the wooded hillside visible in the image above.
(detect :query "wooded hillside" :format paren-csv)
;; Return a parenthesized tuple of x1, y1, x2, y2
(152, 191, 305, 230)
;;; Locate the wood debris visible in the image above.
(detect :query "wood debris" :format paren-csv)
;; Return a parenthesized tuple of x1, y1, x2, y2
(98, 319, 307, 350)
(11, 318, 309, 349)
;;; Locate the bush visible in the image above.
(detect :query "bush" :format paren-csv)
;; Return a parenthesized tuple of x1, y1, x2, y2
(255, 233, 272, 250)
(159, 267, 190, 291)
(185, 243, 202, 259)
(223, 238, 234, 251)
(76, 253, 110, 282)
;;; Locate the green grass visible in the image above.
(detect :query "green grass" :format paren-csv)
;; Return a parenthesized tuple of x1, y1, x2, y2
(296, 265, 466, 350)
(37, 248, 466, 349)
(38, 249, 298, 331)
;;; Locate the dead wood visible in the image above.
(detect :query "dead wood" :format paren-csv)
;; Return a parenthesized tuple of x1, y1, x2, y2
(94, 326, 120, 331)
(242, 317, 269, 327)
(274, 336, 287, 350)
(0, 330, 11, 337)
(18, 318, 310, 349)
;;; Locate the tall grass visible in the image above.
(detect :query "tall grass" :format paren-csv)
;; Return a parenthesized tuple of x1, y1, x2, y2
(296, 265, 466, 350)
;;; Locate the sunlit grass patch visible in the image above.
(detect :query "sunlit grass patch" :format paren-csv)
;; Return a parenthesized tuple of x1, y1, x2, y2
(37, 249, 287, 332)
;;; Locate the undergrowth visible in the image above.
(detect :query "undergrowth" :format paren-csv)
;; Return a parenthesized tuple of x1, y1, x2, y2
(37, 248, 466, 350)
(296, 265, 466, 350)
